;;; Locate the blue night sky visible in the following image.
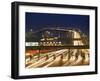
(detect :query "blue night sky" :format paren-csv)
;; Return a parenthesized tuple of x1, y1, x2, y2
(25, 12, 89, 36)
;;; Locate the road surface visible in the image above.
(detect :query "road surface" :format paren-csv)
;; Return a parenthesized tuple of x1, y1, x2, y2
(26, 49, 89, 68)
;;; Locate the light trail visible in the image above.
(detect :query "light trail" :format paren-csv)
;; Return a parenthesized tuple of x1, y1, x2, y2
(26, 48, 89, 68)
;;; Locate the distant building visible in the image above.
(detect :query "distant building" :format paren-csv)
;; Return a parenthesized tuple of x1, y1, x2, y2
(25, 28, 89, 47)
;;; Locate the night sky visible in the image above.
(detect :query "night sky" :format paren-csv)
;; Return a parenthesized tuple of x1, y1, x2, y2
(25, 12, 89, 36)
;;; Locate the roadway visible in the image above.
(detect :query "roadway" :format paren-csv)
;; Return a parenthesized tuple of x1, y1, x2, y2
(26, 49, 89, 68)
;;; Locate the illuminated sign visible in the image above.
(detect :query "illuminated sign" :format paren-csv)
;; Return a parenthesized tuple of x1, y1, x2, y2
(26, 42, 39, 46)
